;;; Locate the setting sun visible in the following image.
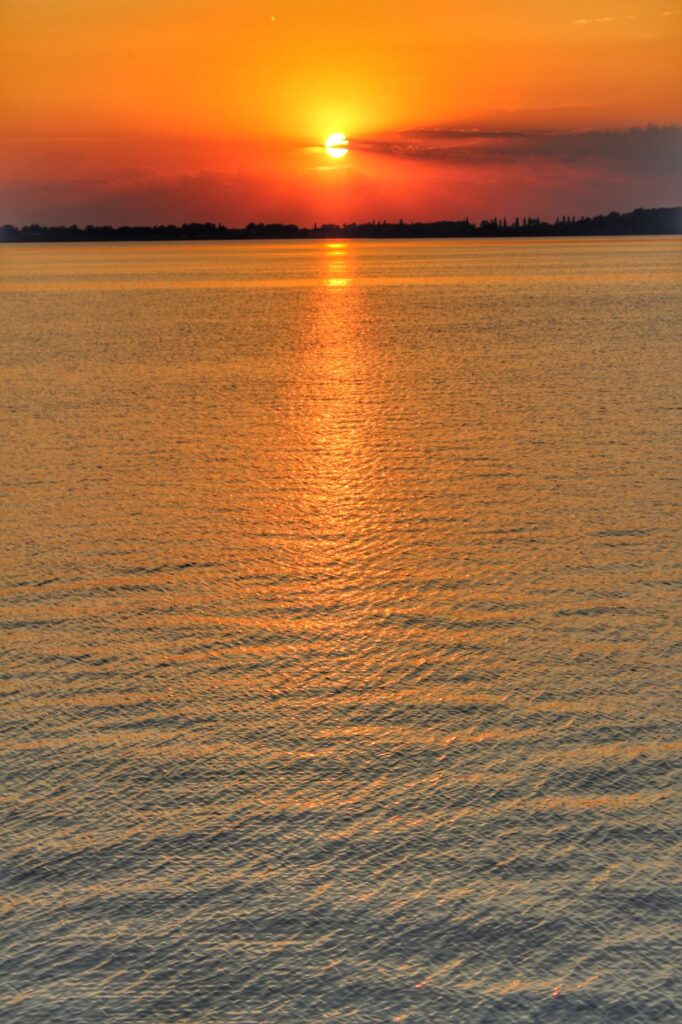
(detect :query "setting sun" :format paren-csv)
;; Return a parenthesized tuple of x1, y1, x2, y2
(325, 133, 349, 159)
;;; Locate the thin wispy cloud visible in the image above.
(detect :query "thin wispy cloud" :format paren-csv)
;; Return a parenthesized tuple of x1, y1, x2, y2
(572, 10, 679, 22)
(572, 14, 634, 24)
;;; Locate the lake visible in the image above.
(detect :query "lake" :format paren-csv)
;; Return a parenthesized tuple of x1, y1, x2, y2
(1, 238, 680, 1022)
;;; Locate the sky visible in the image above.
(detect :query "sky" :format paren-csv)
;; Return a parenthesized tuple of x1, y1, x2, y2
(1, 0, 681, 225)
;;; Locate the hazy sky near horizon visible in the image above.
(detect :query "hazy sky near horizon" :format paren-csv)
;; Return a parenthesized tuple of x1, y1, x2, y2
(1, 0, 681, 224)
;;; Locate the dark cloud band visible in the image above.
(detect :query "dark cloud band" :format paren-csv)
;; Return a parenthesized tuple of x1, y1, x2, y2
(353, 125, 682, 170)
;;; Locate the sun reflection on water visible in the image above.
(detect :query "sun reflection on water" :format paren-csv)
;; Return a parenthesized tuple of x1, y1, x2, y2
(323, 243, 353, 288)
(281, 241, 385, 622)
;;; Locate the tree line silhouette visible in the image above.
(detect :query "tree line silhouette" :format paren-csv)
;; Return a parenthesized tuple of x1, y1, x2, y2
(1, 207, 679, 242)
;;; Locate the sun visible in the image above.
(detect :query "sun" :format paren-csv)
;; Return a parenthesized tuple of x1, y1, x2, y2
(325, 133, 349, 159)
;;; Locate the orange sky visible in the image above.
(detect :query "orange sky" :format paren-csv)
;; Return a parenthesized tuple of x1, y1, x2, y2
(1, 0, 680, 224)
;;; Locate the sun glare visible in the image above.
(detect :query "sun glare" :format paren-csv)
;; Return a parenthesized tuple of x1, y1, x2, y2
(325, 133, 349, 159)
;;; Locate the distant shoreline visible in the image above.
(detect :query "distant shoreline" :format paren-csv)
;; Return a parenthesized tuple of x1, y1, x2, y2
(1, 207, 680, 243)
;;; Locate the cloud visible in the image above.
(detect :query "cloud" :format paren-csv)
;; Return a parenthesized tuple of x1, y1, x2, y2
(572, 14, 637, 23)
(0, 168, 286, 227)
(569, 16, 614, 24)
(352, 125, 682, 173)
(1, 126, 679, 226)
(572, 10, 678, 22)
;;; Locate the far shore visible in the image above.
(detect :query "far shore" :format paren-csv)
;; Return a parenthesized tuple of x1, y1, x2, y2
(2, 206, 681, 243)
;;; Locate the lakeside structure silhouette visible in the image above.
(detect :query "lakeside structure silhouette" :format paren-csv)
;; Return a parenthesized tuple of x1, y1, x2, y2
(1, 207, 680, 243)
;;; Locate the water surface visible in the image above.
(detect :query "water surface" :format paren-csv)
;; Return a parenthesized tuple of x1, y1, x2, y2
(1, 238, 681, 1022)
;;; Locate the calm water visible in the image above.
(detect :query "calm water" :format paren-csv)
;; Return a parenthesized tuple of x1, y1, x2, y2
(1, 238, 681, 1023)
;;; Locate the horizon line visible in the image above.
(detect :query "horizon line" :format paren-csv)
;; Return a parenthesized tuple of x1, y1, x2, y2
(2, 207, 681, 241)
